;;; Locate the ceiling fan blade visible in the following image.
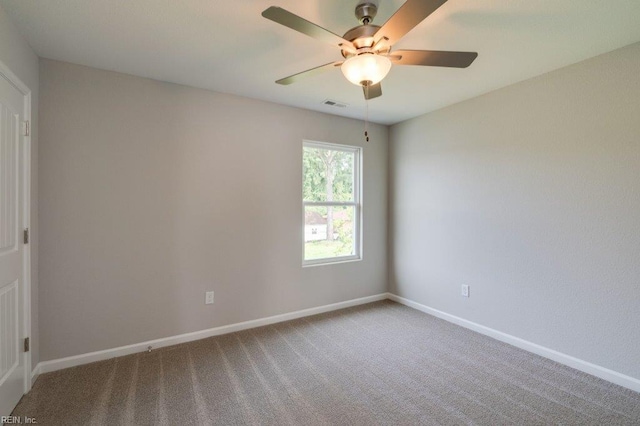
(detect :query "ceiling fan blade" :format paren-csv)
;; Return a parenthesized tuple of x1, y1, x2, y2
(363, 83, 382, 100)
(391, 50, 477, 68)
(262, 7, 355, 52)
(374, 0, 448, 48)
(276, 61, 342, 85)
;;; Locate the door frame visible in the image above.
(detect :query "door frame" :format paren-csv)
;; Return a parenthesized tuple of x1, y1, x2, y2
(0, 59, 32, 394)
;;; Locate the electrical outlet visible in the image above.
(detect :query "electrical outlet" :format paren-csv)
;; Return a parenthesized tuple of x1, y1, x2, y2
(461, 285, 469, 297)
(205, 291, 214, 305)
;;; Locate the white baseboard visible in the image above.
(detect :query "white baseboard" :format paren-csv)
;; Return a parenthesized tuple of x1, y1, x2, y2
(34, 293, 389, 375)
(388, 293, 640, 393)
(30, 363, 40, 386)
(32, 291, 640, 394)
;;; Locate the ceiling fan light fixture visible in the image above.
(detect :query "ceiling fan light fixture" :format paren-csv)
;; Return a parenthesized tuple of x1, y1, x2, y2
(341, 53, 392, 86)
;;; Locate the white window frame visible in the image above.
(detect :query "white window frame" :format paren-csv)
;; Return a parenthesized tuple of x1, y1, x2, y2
(303, 140, 362, 267)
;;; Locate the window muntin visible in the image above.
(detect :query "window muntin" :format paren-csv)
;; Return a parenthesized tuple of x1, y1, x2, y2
(303, 141, 361, 265)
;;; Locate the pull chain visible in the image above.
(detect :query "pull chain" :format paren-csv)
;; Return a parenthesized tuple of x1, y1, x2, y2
(364, 84, 370, 142)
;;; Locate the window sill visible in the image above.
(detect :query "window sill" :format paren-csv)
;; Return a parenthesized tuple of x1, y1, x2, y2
(303, 256, 362, 268)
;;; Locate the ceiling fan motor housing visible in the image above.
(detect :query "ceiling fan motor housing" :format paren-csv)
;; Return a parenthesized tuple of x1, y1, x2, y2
(341, 3, 390, 58)
(355, 2, 378, 25)
(341, 25, 389, 57)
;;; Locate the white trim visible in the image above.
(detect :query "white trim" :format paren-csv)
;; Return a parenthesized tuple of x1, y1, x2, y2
(303, 254, 361, 267)
(22, 91, 32, 393)
(388, 293, 640, 393)
(302, 256, 362, 268)
(303, 140, 359, 153)
(0, 59, 33, 395)
(35, 293, 388, 375)
(304, 201, 358, 207)
(0, 61, 31, 95)
(31, 292, 640, 394)
(30, 363, 40, 386)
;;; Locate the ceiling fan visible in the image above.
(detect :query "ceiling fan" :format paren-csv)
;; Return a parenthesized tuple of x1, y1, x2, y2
(262, 0, 478, 100)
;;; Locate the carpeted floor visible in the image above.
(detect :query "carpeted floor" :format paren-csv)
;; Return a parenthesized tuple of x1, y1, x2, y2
(13, 300, 640, 425)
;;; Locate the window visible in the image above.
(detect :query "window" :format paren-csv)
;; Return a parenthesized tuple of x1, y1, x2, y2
(303, 141, 361, 265)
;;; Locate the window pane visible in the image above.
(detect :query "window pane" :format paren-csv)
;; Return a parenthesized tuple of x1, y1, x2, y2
(303, 147, 354, 202)
(304, 205, 356, 260)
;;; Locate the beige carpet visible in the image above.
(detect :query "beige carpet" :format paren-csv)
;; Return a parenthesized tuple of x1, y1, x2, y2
(13, 300, 640, 425)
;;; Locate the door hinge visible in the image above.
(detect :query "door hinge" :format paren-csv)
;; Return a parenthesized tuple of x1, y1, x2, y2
(22, 120, 30, 137)
(23, 228, 29, 244)
(24, 337, 30, 353)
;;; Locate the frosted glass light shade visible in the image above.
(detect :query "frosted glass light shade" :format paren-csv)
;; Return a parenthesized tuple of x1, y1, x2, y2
(341, 54, 392, 86)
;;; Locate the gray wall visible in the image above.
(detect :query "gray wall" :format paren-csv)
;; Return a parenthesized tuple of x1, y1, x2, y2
(39, 59, 388, 361)
(389, 42, 640, 379)
(0, 4, 39, 370)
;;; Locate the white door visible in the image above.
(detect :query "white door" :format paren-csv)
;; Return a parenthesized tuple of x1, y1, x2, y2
(0, 70, 27, 416)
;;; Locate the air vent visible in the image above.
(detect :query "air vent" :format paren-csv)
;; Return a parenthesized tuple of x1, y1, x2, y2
(322, 99, 348, 108)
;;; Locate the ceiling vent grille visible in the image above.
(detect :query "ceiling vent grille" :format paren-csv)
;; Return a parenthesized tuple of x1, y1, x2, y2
(322, 99, 348, 108)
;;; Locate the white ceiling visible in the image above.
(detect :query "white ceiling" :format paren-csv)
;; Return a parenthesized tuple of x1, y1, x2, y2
(2, 0, 640, 125)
